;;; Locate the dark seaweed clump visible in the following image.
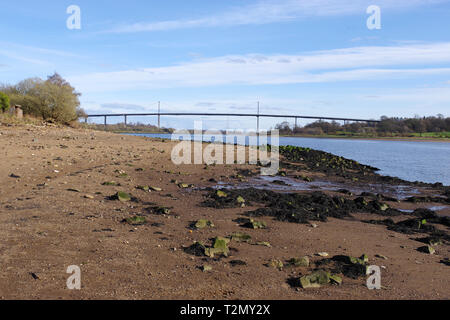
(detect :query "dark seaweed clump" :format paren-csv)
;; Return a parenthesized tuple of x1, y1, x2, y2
(405, 196, 450, 204)
(365, 208, 450, 243)
(278, 145, 378, 175)
(203, 188, 401, 223)
(276, 145, 445, 188)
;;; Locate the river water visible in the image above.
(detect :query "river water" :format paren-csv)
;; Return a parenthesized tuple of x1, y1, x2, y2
(125, 133, 450, 186)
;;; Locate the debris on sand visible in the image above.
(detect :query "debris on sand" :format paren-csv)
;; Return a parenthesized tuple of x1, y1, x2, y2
(193, 219, 214, 229)
(315, 255, 369, 280)
(418, 245, 436, 255)
(205, 237, 230, 258)
(255, 241, 272, 247)
(148, 206, 172, 215)
(317, 252, 329, 257)
(114, 191, 131, 202)
(201, 265, 212, 272)
(266, 259, 284, 270)
(229, 260, 247, 267)
(122, 215, 147, 226)
(136, 185, 150, 192)
(299, 270, 331, 288)
(102, 181, 120, 186)
(230, 232, 252, 243)
(287, 256, 310, 268)
(236, 218, 267, 229)
(184, 237, 230, 258)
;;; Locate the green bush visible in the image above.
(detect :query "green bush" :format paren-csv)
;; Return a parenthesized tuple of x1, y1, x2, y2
(0, 92, 10, 112)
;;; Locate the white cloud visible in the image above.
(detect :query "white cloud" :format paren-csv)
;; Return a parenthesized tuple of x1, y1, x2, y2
(69, 42, 450, 93)
(106, 0, 449, 33)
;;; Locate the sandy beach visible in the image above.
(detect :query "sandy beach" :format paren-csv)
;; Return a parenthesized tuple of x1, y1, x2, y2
(0, 124, 448, 300)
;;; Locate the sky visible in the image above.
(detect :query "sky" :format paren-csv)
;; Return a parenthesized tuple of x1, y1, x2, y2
(1, 0, 450, 129)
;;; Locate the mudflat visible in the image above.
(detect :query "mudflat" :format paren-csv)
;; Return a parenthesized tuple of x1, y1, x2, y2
(0, 125, 448, 300)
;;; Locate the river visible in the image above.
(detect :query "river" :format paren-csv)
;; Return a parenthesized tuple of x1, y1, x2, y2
(124, 133, 450, 186)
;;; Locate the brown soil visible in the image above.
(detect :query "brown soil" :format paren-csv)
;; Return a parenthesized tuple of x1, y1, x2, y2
(0, 125, 448, 300)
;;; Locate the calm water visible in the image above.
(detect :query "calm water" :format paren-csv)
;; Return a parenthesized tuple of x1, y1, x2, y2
(126, 133, 450, 186)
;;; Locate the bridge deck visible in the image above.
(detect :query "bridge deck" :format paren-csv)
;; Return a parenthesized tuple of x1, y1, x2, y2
(85, 112, 380, 123)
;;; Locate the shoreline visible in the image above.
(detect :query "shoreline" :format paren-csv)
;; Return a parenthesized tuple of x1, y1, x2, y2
(114, 131, 450, 143)
(0, 125, 448, 300)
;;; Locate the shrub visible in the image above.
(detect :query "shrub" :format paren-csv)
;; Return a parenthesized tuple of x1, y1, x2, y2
(0, 92, 10, 112)
(0, 73, 82, 124)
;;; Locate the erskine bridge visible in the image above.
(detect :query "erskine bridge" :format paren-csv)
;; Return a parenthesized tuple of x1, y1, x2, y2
(84, 111, 380, 131)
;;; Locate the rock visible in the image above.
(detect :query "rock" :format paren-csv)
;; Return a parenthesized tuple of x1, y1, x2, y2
(216, 190, 228, 198)
(84, 194, 94, 199)
(123, 216, 146, 225)
(255, 241, 271, 247)
(300, 270, 330, 288)
(329, 275, 342, 285)
(317, 252, 329, 257)
(178, 183, 190, 188)
(350, 254, 369, 265)
(102, 181, 119, 186)
(288, 256, 310, 267)
(236, 196, 246, 207)
(201, 265, 212, 272)
(194, 219, 214, 229)
(137, 185, 150, 192)
(230, 232, 252, 243)
(150, 186, 162, 192)
(205, 237, 230, 258)
(241, 218, 267, 229)
(375, 254, 388, 260)
(310, 224, 318, 228)
(116, 191, 131, 202)
(267, 259, 284, 270)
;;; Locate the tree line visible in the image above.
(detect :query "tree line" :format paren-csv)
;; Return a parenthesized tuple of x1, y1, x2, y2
(275, 115, 450, 137)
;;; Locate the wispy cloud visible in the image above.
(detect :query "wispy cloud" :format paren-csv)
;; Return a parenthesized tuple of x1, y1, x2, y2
(0, 42, 84, 67)
(69, 42, 450, 93)
(106, 0, 449, 33)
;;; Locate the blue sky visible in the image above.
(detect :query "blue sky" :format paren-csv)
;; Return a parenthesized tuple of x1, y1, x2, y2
(1, 0, 450, 129)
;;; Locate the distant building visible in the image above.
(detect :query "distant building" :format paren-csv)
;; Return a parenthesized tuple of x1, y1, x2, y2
(9, 105, 23, 119)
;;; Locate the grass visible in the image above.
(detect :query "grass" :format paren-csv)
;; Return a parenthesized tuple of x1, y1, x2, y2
(281, 131, 450, 140)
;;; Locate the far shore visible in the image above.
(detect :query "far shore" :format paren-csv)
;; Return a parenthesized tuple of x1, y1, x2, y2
(110, 130, 450, 143)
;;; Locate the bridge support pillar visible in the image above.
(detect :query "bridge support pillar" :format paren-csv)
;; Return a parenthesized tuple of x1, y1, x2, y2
(124, 115, 127, 127)
(294, 117, 298, 129)
(84, 117, 87, 124)
(104, 116, 107, 127)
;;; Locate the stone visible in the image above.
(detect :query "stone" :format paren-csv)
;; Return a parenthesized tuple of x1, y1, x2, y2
(194, 219, 214, 229)
(299, 270, 330, 289)
(329, 275, 342, 285)
(230, 232, 252, 243)
(216, 190, 228, 198)
(201, 265, 212, 272)
(288, 256, 310, 267)
(117, 191, 131, 202)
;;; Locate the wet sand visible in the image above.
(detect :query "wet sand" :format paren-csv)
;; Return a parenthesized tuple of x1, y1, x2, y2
(0, 125, 448, 300)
